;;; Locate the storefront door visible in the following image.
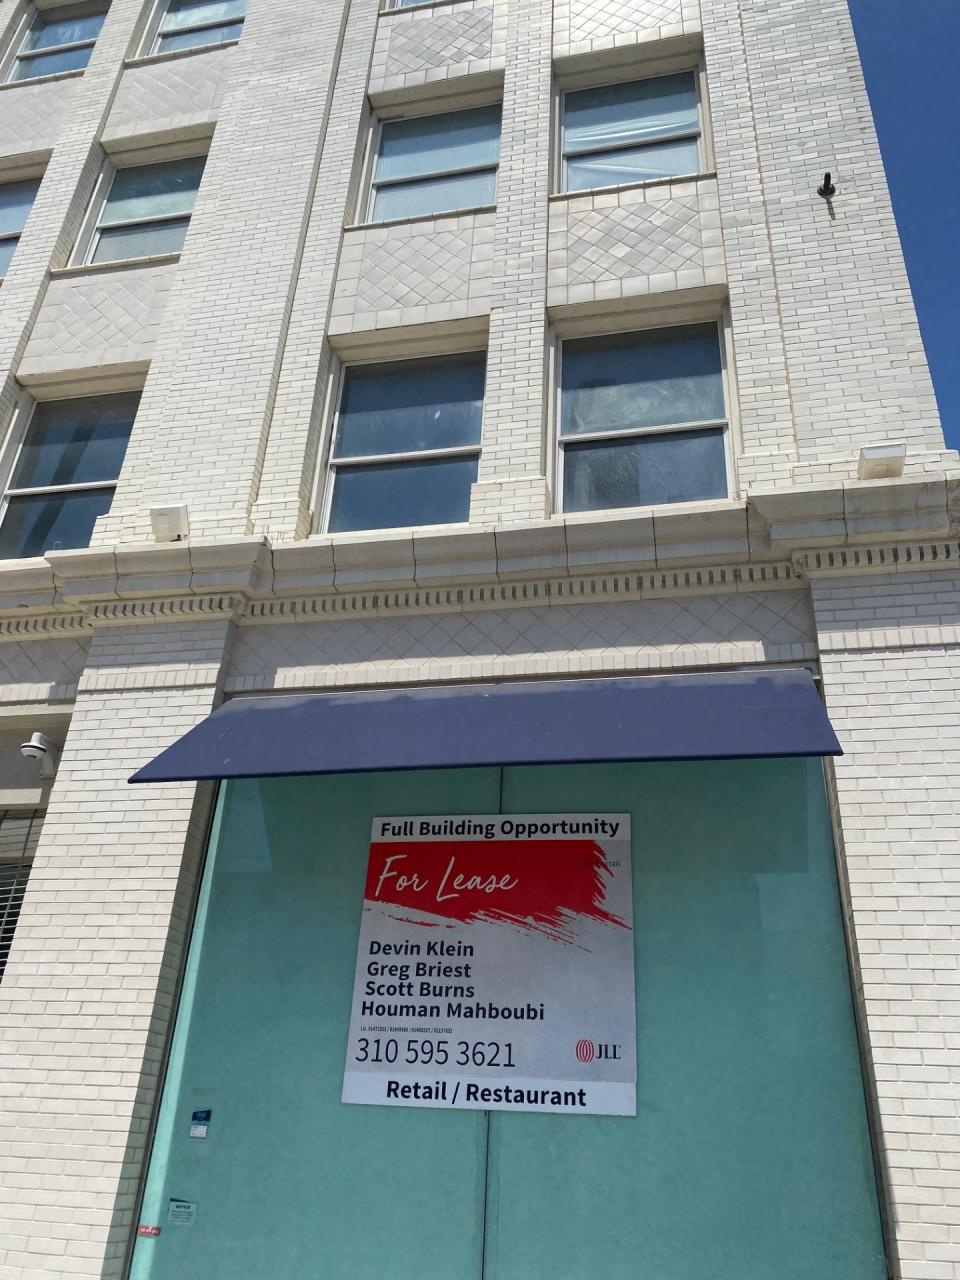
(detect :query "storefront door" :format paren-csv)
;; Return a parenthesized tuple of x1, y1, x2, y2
(130, 759, 887, 1280)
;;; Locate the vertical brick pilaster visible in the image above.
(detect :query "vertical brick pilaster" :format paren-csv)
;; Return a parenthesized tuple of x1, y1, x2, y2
(469, 0, 553, 524)
(813, 570, 960, 1280)
(249, 0, 380, 542)
(0, 619, 233, 1280)
(97, 0, 354, 545)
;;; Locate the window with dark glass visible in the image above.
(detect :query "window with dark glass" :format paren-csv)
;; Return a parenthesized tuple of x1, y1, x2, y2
(0, 392, 140, 559)
(0, 178, 40, 278)
(562, 72, 701, 192)
(84, 155, 206, 264)
(368, 106, 501, 223)
(6, 4, 106, 83)
(151, 0, 245, 55)
(559, 325, 728, 513)
(0, 810, 40, 981)
(326, 354, 485, 533)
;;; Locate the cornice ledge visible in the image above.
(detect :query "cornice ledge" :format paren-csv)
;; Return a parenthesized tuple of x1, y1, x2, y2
(243, 559, 799, 623)
(749, 477, 952, 549)
(45, 536, 270, 607)
(0, 611, 91, 641)
(792, 539, 960, 579)
(87, 593, 248, 627)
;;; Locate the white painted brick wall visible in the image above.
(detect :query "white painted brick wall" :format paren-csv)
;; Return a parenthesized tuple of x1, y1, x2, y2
(814, 571, 960, 1280)
(0, 620, 231, 1280)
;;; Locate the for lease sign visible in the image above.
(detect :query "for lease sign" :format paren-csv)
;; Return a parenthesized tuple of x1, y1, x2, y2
(342, 814, 636, 1117)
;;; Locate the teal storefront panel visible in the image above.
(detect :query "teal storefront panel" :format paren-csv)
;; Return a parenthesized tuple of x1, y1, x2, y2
(130, 758, 886, 1280)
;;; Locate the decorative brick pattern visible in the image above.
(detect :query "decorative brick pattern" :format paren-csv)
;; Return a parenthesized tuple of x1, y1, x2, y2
(329, 212, 495, 334)
(18, 261, 176, 385)
(0, 634, 89, 702)
(547, 176, 724, 306)
(227, 588, 815, 689)
(369, 1, 506, 95)
(0, 75, 78, 165)
(554, 0, 700, 58)
(103, 43, 237, 145)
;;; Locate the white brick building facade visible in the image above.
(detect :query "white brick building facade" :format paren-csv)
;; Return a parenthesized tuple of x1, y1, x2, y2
(0, 0, 957, 1276)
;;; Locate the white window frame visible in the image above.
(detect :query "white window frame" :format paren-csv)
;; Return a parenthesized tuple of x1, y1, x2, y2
(553, 318, 734, 517)
(0, 175, 41, 280)
(364, 104, 501, 225)
(558, 65, 707, 195)
(71, 153, 205, 267)
(139, 0, 245, 59)
(318, 350, 486, 535)
(2, 1, 105, 85)
(0, 390, 136, 559)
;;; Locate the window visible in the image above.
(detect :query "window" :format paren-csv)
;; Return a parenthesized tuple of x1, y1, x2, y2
(368, 105, 500, 223)
(84, 155, 206, 264)
(0, 178, 40, 278)
(561, 71, 701, 192)
(325, 353, 485, 533)
(6, 4, 106, 83)
(559, 324, 728, 513)
(0, 392, 139, 559)
(0, 810, 40, 982)
(151, 0, 245, 55)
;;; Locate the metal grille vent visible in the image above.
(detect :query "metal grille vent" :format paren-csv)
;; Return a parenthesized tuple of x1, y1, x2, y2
(0, 809, 40, 981)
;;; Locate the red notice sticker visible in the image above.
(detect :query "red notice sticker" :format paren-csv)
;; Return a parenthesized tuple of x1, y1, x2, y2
(137, 1225, 161, 1237)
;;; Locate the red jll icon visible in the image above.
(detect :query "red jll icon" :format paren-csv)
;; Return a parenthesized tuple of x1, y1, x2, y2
(575, 1039, 595, 1063)
(137, 1225, 161, 1238)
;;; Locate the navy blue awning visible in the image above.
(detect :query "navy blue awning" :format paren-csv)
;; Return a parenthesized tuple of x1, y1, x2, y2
(130, 668, 840, 783)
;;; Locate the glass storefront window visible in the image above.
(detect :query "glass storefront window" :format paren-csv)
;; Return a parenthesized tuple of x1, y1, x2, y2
(130, 758, 886, 1280)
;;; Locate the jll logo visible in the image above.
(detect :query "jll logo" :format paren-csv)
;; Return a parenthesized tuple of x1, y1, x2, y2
(576, 1039, 621, 1062)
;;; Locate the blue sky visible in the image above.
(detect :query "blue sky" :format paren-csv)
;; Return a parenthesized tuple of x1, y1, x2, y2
(848, 0, 960, 449)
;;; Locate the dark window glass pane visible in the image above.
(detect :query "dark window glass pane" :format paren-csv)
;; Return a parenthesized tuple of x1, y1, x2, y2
(563, 428, 727, 512)
(377, 106, 501, 183)
(564, 73, 698, 152)
(0, 488, 115, 558)
(0, 857, 32, 980)
(372, 169, 496, 221)
(329, 456, 477, 532)
(336, 356, 485, 458)
(0, 238, 19, 277)
(565, 137, 700, 191)
(92, 217, 191, 263)
(10, 393, 140, 490)
(157, 20, 243, 51)
(24, 10, 105, 50)
(102, 157, 206, 222)
(561, 325, 725, 436)
(12, 43, 92, 78)
(160, 0, 246, 31)
(0, 179, 39, 236)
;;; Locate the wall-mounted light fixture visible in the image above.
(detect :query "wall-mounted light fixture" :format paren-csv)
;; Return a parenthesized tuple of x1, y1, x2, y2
(858, 442, 906, 481)
(150, 504, 190, 542)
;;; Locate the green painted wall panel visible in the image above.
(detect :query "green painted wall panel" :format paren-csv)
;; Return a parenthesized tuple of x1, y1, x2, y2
(130, 757, 886, 1280)
(484, 758, 886, 1280)
(131, 769, 500, 1280)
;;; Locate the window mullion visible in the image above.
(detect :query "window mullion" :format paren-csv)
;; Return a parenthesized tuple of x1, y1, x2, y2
(96, 210, 193, 231)
(18, 38, 96, 59)
(563, 129, 701, 160)
(560, 418, 729, 446)
(5, 481, 118, 498)
(331, 444, 480, 468)
(372, 162, 497, 190)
